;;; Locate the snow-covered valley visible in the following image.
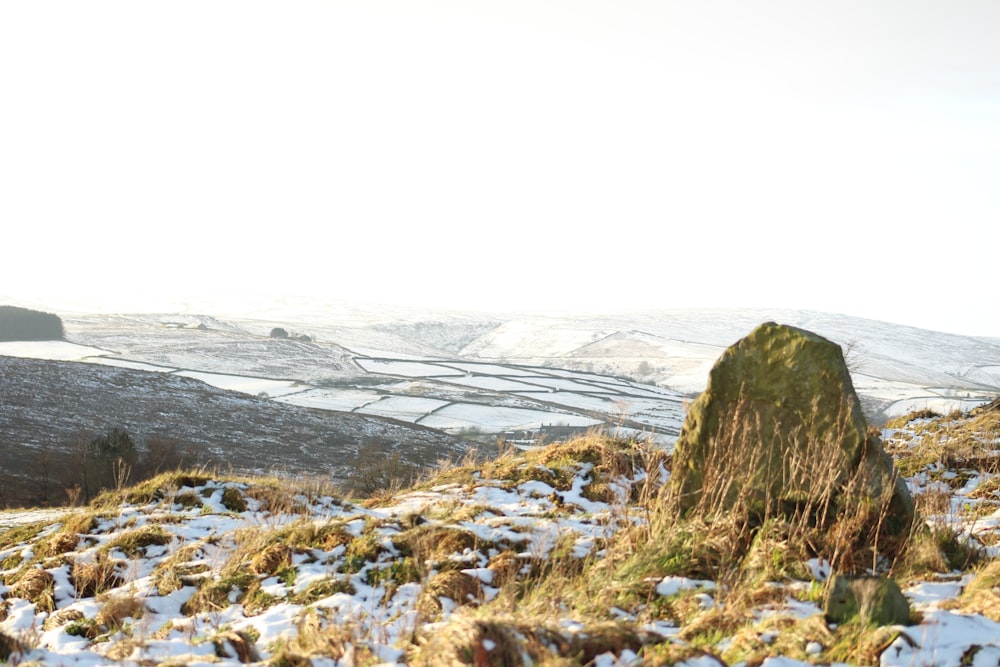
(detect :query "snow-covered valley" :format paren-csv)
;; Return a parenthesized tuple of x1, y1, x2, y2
(6, 303, 999, 445)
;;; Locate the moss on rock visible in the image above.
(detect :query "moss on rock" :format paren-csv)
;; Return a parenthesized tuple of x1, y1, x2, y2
(670, 322, 914, 539)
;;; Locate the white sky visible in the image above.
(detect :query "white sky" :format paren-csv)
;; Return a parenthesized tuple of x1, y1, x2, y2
(2, 1, 998, 337)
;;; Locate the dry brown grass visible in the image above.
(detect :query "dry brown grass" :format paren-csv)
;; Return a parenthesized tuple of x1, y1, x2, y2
(249, 542, 292, 576)
(409, 613, 661, 667)
(104, 524, 172, 557)
(394, 524, 480, 570)
(8, 567, 56, 612)
(96, 593, 146, 632)
(244, 480, 307, 515)
(417, 570, 485, 621)
(666, 393, 912, 577)
(487, 550, 524, 589)
(42, 607, 85, 631)
(942, 559, 1000, 621)
(71, 552, 126, 597)
(4, 412, 990, 666)
(891, 409, 1000, 475)
(409, 615, 551, 666)
(35, 530, 81, 559)
(407, 419, 912, 663)
(267, 610, 375, 666)
(212, 629, 261, 663)
(151, 542, 209, 595)
(0, 629, 25, 662)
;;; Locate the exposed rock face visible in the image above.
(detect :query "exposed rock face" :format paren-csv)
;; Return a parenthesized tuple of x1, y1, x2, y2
(671, 322, 914, 532)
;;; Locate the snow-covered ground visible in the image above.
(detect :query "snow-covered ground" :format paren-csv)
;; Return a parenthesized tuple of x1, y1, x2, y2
(2, 414, 1000, 666)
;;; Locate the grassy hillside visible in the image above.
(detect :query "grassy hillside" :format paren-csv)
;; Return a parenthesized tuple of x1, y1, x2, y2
(1, 408, 999, 665)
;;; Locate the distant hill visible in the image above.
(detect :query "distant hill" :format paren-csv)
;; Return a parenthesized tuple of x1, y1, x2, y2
(200, 302, 1000, 417)
(0, 305, 63, 341)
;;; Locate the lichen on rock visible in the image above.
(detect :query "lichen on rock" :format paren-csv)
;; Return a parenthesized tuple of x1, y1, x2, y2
(669, 322, 914, 537)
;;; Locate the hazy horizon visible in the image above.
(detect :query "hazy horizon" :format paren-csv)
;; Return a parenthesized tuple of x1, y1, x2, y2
(3, 290, 998, 341)
(3, 2, 998, 338)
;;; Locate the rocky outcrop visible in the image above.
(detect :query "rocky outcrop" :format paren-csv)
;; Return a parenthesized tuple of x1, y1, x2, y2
(670, 322, 914, 533)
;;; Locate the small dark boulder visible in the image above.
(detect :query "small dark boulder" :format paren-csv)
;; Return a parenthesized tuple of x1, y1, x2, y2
(825, 574, 911, 626)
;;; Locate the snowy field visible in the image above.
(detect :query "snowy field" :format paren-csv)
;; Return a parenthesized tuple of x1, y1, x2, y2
(0, 340, 108, 361)
(0, 334, 686, 440)
(4, 305, 999, 442)
(173, 371, 305, 399)
(417, 404, 602, 432)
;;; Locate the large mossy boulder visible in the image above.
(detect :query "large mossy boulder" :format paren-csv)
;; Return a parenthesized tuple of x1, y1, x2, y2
(671, 322, 914, 534)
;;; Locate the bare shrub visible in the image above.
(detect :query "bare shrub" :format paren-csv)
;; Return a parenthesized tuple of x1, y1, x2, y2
(345, 448, 420, 497)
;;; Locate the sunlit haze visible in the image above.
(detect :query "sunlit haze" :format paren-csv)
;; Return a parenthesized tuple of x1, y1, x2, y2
(2, 1, 998, 337)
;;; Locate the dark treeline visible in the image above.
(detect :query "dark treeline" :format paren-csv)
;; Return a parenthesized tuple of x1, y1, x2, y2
(0, 428, 202, 508)
(0, 306, 65, 341)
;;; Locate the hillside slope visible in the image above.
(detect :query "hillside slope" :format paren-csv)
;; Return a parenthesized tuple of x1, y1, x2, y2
(0, 356, 471, 505)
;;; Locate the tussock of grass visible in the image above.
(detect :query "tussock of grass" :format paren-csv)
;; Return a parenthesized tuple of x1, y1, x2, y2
(212, 629, 261, 664)
(71, 552, 126, 597)
(410, 614, 662, 666)
(393, 524, 480, 567)
(96, 593, 146, 633)
(151, 542, 209, 595)
(220, 486, 248, 512)
(269, 611, 373, 666)
(90, 470, 215, 510)
(104, 524, 172, 557)
(181, 570, 257, 616)
(248, 542, 292, 576)
(7, 567, 56, 612)
(272, 517, 352, 552)
(885, 409, 941, 430)
(34, 529, 80, 559)
(889, 409, 1000, 475)
(290, 578, 356, 605)
(416, 570, 484, 621)
(244, 480, 307, 515)
(824, 620, 906, 665)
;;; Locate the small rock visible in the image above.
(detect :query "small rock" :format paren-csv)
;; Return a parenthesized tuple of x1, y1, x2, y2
(825, 574, 911, 626)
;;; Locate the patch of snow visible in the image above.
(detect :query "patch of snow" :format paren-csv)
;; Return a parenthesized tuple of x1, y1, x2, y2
(656, 576, 718, 597)
(419, 404, 601, 432)
(173, 370, 303, 397)
(0, 340, 110, 361)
